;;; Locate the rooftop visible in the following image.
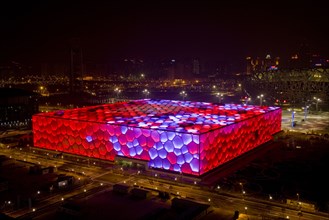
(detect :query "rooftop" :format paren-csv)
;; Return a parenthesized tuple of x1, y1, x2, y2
(34, 99, 280, 134)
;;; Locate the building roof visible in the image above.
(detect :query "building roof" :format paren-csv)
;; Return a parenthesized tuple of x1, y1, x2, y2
(34, 99, 280, 134)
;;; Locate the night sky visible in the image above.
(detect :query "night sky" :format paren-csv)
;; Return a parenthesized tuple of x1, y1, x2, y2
(1, 0, 328, 66)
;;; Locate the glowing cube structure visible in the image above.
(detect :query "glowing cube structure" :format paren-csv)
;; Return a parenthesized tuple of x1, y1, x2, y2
(32, 99, 281, 176)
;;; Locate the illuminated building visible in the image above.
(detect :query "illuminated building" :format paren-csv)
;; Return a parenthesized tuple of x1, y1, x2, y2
(32, 99, 281, 176)
(246, 55, 280, 74)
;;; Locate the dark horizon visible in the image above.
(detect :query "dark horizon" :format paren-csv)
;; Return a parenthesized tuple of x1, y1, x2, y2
(1, 1, 328, 69)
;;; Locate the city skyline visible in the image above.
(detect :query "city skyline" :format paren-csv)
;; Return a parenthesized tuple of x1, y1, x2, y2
(1, 1, 328, 69)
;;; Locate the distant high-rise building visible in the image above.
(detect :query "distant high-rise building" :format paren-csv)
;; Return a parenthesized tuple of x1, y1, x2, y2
(290, 52, 329, 69)
(41, 63, 49, 79)
(168, 59, 176, 80)
(298, 43, 311, 68)
(192, 59, 200, 76)
(159, 59, 177, 80)
(162, 59, 192, 80)
(69, 38, 83, 95)
(310, 54, 329, 68)
(287, 43, 329, 69)
(121, 58, 144, 76)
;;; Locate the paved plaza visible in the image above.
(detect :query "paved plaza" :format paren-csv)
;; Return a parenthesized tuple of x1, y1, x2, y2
(281, 109, 329, 134)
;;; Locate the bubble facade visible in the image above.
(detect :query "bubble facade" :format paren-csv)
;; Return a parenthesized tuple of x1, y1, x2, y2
(32, 99, 281, 176)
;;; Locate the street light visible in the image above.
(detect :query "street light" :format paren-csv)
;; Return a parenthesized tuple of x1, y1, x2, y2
(180, 90, 187, 101)
(313, 97, 321, 112)
(215, 92, 223, 103)
(245, 97, 251, 105)
(114, 87, 121, 98)
(257, 94, 264, 106)
(143, 89, 150, 98)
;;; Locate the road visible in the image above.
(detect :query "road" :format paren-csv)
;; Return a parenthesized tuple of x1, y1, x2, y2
(1, 126, 329, 219)
(2, 145, 329, 220)
(94, 170, 329, 220)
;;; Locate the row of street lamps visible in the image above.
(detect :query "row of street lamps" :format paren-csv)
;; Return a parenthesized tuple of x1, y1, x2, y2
(287, 97, 322, 127)
(114, 88, 262, 104)
(113, 87, 323, 113)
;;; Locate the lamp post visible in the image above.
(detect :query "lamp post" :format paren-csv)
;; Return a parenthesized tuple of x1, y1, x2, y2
(216, 92, 223, 103)
(257, 94, 264, 106)
(302, 105, 309, 120)
(114, 87, 121, 99)
(180, 90, 187, 101)
(245, 97, 251, 105)
(313, 97, 321, 112)
(143, 89, 150, 98)
(239, 182, 246, 199)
